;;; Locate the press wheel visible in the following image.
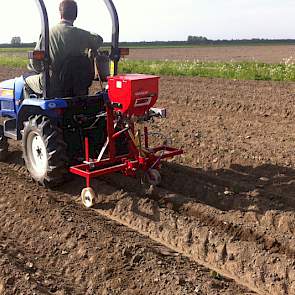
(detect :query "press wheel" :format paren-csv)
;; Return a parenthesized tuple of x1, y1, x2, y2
(81, 187, 97, 208)
(146, 169, 162, 186)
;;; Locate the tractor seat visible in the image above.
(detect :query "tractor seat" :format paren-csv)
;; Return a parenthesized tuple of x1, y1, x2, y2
(57, 55, 94, 98)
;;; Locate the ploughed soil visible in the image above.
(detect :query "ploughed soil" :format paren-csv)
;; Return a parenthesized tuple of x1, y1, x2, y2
(1, 66, 295, 293)
(0, 68, 253, 295)
(128, 45, 295, 63)
(0, 161, 252, 295)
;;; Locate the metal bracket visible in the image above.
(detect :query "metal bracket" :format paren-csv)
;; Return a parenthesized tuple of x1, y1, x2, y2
(149, 108, 167, 118)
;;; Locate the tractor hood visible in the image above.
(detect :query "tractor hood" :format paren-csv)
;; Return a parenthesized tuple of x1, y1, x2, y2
(0, 79, 15, 99)
(0, 77, 25, 101)
(0, 79, 15, 90)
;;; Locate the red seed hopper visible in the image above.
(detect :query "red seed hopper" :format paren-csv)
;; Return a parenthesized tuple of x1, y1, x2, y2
(108, 74, 159, 116)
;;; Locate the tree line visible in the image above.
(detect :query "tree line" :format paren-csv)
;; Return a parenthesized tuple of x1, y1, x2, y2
(186, 36, 295, 45)
(1, 35, 295, 48)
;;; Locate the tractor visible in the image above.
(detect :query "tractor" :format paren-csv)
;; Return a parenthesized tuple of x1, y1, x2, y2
(0, 0, 183, 207)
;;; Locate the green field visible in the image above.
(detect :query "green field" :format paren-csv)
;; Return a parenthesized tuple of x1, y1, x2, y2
(0, 48, 28, 67)
(0, 48, 294, 82)
(0, 48, 32, 52)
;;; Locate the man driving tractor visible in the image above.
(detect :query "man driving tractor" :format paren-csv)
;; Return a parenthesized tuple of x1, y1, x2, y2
(0, 0, 182, 201)
(25, 0, 103, 98)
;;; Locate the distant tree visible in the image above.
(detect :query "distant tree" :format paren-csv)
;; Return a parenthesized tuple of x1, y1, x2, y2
(187, 36, 209, 44)
(11, 36, 22, 46)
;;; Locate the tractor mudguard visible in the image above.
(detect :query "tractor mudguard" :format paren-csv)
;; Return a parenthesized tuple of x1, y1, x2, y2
(20, 97, 68, 111)
(17, 98, 68, 134)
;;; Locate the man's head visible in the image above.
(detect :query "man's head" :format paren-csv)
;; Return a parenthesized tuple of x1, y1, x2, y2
(59, 0, 78, 22)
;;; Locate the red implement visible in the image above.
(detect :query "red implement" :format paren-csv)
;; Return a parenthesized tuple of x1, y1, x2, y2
(69, 74, 183, 204)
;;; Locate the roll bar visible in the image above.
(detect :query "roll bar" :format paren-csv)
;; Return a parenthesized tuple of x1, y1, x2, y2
(103, 0, 120, 76)
(35, 0, 50, 98)
(35, 0, 120, 99)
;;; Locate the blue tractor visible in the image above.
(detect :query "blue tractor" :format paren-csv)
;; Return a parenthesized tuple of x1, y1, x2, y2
(0, 0, 182, 207)
(0, 0, 122, 187)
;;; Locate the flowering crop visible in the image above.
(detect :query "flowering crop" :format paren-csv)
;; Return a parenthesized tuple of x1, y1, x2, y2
(119, 58, 295, 81)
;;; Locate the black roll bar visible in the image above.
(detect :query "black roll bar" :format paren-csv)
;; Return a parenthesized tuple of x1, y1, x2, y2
(35, 0, 120, 99)
(103, 0, 120, 76)
(35, 0, 50, 98)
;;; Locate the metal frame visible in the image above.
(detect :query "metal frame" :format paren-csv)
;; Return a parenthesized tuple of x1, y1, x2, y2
(69, 104, 183, 188)
(35, 0, 120, 98)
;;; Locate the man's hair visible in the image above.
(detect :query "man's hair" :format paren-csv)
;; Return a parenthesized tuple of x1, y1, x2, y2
(59, 0, 78, 21)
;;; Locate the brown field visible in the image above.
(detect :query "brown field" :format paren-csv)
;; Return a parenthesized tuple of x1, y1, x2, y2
(128, 45, 295, 63)
(1, 66, 295, 294)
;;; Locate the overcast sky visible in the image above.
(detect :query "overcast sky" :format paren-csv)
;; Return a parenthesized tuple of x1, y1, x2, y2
(0, 0, 294, 43)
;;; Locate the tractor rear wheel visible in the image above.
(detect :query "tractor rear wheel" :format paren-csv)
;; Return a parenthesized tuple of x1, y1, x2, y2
(22, 115, 68, 187)
(0, 125, 8, 161)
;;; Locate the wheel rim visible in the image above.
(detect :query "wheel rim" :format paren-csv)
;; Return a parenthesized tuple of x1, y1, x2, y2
(27, 132, 48, 178)
(84, 191, 93, 208)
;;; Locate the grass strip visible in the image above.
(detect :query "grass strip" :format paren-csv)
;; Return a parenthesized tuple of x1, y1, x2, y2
(120, 60, 295, 82)
(0, 56, 28, 68)
(0, 56, 294, 82)
(0, 48, 32, 52)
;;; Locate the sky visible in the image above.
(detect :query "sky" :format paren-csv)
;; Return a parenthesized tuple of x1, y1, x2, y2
(0, 0, 294, 43)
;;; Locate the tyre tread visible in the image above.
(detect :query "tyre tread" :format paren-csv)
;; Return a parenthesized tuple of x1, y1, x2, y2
(0, 125, 8, 161)
(22, 115, 69, 187)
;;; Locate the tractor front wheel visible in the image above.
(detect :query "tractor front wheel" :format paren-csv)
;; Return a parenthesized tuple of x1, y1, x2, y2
(22, 115, 68, 187)
(0, 125, 8, 161)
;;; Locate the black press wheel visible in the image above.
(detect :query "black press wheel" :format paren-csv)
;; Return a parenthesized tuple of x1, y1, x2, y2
(146, 169, 162, 186)
(0, 125, 8, 161)
(22, 115, 68, 187)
